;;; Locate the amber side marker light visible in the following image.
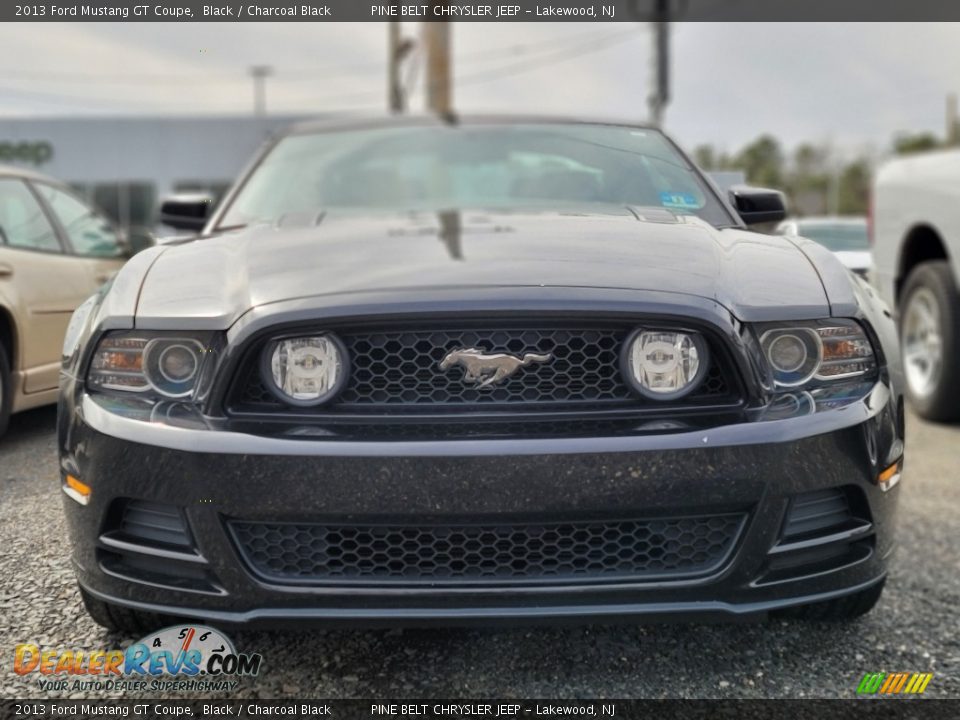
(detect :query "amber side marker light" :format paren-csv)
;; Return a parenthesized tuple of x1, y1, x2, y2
(877, 459, 902, 492)
(63, 474, 91, 506)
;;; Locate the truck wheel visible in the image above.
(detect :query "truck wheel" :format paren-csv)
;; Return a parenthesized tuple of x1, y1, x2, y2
(899, 261, 960, 421)
(0, 338, 10, 438)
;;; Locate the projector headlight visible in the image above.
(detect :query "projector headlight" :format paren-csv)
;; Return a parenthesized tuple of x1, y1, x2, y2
(262, 334, 348, 407)
(622, 329, 709, 400)
(87, 333, 211, 399)
(758, 321, 876, 389)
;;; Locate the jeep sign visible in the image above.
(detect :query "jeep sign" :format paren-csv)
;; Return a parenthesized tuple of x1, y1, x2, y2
(0, 141, 54, 166)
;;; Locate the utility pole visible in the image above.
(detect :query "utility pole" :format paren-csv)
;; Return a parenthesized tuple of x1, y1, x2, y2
(947, 93, 959, 146)
(388, 19, 415, 113)
(423, 18, 452, 116)
(388, 22, 404, 113)
(249, 65, 273, 117)
(648, 0, 670, 127)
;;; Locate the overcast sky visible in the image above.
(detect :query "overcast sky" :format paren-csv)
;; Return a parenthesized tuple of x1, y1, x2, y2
(1, 22, 957, 156)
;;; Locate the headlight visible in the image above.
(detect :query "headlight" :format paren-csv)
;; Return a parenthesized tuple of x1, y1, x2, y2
(758, 321, 876, 388)
(87, 333, 212, 399)
(144, 340, 203, 397)
(759, 328, 821, 387)
(622, 330, 709, 400)
(262, 334, 348, 407)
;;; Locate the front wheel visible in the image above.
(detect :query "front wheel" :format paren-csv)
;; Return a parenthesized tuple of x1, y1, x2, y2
(899, 261, 960, 421)
(0, 338, 11, 438)
(773, 579, 885, 622)
(79, 585, 173, 635)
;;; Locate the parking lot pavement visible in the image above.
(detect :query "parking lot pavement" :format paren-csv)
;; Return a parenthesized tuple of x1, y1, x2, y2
(1, 406, 958, 700)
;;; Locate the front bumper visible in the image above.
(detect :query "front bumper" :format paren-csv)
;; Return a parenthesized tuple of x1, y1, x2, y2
(59, 382, 903, 627)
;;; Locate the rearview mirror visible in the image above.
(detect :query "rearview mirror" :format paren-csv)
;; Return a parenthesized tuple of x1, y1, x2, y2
(728, 186, 787, 225)
(159, 193, 214, 231)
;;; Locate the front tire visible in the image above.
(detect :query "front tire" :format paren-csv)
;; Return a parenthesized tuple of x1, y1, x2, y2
(773, 579, 885, 622)
(79, 585, 173, 635)
(899, 261, 960, 421)
(0, 338, 11, 438)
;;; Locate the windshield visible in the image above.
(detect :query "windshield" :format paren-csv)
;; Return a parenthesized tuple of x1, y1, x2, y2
(218, 123, 733, 228)
(797, 221, 869, 252)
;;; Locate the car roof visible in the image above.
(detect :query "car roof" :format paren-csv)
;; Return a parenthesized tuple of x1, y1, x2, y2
(0, 164, 66, 185)
(286, 113, 660, 136)
(792, 216, 867, 226)
(793, 215, 867, 225)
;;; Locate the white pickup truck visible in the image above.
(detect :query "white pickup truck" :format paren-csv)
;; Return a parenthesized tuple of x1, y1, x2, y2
(873, 149, 960, 421)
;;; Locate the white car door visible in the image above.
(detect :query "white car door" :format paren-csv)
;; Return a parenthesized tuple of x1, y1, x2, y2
(0, 178, 93, 395)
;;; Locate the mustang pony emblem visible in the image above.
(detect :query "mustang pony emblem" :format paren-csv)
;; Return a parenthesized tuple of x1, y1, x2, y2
(439, 347, 553, 388)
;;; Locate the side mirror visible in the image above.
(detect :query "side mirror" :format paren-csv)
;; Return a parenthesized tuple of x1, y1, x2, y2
(728, 185, 787, 225)
(159, 193, 214, 231)
(126, 226, 156, 254)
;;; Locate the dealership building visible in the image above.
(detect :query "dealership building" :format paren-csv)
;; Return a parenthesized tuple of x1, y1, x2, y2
(0, 114, 313, 230)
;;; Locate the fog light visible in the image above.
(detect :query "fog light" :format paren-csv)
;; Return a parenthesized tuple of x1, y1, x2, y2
(263, 334, 348, 406)
(623, 330, 708, 400)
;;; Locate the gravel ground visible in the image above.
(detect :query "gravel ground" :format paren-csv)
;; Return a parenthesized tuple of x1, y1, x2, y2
(1, 406, 957, 700)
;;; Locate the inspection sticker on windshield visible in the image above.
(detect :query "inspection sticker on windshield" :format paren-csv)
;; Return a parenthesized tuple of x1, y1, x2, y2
(660, 191, 701, 210)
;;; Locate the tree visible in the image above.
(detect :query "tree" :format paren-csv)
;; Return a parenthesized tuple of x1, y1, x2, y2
(837, 159, 871, 215)
(893, 132, 940, 155)
(792, 143, 829, 177)
(693, 144, 717, 170)
(732, 135, 784, 188)
(785, 142, 831, 215)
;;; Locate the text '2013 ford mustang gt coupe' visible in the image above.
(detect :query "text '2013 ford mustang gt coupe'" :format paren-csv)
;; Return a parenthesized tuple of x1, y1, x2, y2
(59, 117, 904, 632)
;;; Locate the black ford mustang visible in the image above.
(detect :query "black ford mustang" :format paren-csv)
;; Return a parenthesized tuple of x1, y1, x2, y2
(59, 117, 904, 632)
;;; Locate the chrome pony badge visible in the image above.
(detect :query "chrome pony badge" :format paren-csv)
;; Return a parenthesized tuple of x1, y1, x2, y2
(439, 348, 553, 388)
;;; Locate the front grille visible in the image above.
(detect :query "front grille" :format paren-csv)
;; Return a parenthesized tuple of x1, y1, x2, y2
(230, 324, 736, 414)
(229, 514, 746, 586)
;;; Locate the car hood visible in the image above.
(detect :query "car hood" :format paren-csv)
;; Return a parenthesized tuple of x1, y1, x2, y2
(133, 209, 832, 328)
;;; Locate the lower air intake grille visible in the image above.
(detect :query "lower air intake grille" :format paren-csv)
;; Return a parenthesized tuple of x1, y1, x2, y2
(781, 488, 854, 541)
(229, 514, 746, 586)
(756, 486, 874, 586)
(120, 500, 191, 547)
(98, 500, 221, 595)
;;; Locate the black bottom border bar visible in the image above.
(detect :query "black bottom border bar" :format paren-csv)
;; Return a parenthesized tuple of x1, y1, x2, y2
(2, 699, 959, 720)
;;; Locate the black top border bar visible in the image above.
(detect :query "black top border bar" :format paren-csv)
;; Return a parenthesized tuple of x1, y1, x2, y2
(6, 0, 960, 22)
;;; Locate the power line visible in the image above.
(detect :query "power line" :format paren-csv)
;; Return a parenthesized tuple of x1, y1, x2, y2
(0, 28, 643, 112)
(0, 28, 637, 86)
(456, 26, 628, 62)
(456, 27, 641, 86)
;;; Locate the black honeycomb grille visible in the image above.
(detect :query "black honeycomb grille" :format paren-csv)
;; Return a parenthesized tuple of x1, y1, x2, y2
(229, 514, 746, 585)
(231, 325, 734, 413)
